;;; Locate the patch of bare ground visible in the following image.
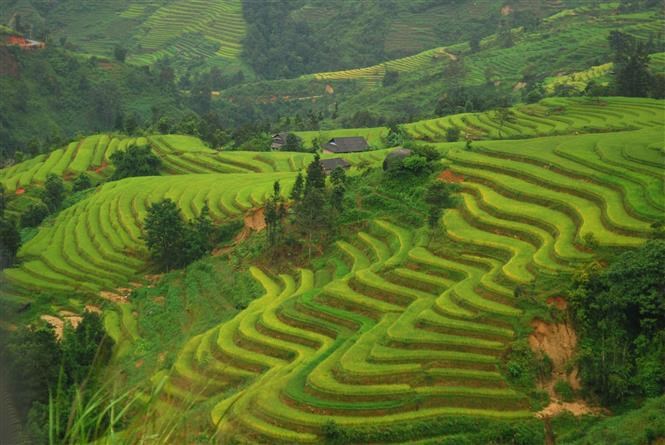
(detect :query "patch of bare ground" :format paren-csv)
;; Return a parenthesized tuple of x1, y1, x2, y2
(530, 298, 601, 419)
(100, 289, 130, 304)
(213, 207, 266, 256)
(40, 311, 82, 341)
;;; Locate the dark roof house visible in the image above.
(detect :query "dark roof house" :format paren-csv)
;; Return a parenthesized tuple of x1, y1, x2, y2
(271, 132, 289, 150)
(320, 158, 351, 173)
(322, 137, 369, 154)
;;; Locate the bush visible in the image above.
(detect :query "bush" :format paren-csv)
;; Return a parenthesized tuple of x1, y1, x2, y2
(446, 127, 461, 142)
(555, 379, 575, 402)
(110, 145, 161, 180)
(72, 173, 92, 192)
(21, 202, 50, 228)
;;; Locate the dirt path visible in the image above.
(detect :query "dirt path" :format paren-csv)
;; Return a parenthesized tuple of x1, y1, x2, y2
(529, 300, 600, 419)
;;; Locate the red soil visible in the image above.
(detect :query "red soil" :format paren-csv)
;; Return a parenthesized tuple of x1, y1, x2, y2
(93, 162, 108, 173)
(438, 169, 464, 183)
(546, 296, 568, 310)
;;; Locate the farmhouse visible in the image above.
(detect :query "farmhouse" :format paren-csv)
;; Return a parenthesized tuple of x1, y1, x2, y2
(383, 148, 413, 170)
(323, 136, 369, 154)
(5, 35, 45, 50)
(320, 157, 351, 174)
(271, 132, 288, 150)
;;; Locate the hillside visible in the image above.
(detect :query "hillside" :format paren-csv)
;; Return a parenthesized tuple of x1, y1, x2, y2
(1, 97, 663, 442)
(0, 0, 576, 78)
(221, 2, 664, 125)
(0, 2, 664, 443)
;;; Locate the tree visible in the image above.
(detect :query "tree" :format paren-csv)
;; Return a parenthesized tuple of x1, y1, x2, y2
(20, 201, 49, 228)
(290, 172, 305, 203)
(295, 156, 332, 259)
(445, 127, 461, 142)
(385, 123, 407, 147)
(304, 154, 325, 194)
(283, 133, 303, 152)
(113, 45, 128, 63)
(0, 216, 21, 269)
(570, 241, 665, 404)
(61, 312, 112, 384)
(401, 155, 431, 176)
(143, 199, 213, 271)
(424, 181, 458, 228)
(265, 181, 286, 247)
(382, 70, 399, 87)
(5, 326, 62, 410)
(330, 167, 347, 213)
(72, 173, 92, 192)
(110, 145, 161, 181)
(183, 204, 213, 265)
(143, 199, 187, 271)
(43, 174, 65, 212)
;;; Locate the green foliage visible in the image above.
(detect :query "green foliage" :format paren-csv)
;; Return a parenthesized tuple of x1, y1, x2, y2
(554, 396, 665, 445)
(424, 180, 458, 228)
(71, 173, 92, 192)
(446, 127, 461, 142)
(143, 199, 213, 271)
(283, 133, 304, 152)
(290, 172, 304, 202)
(144, 199, 185, 271)
(3, 312, 111, 443)
(110, 145, 161, 181)
(554, 379, 575, 402)
(216, 219, 244, 244)
(504, 340, 552, 391)
(328, 417, 545, 444)
(42, 174, 64, 213)
(0, 215, 21, 268)
(570, 240, 665, 405)
(609, 31, 655, 98)
(20, 201, 49, 228)
(265, 181, 287, 247)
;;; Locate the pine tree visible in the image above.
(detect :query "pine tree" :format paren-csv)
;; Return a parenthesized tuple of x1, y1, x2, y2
(330, 167, 346, 214)
(290, 172, 304, 202)
(265, 181, 287, 248)
(305, 154, 325, 194)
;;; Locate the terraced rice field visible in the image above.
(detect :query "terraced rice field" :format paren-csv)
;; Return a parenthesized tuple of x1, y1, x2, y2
(0, 134, 389, 192)
(3, 173, 297, 295)
(304, 46, 459, 88)
(141, 127, 663, 442)
(543, 63, 613, 94)
(404, 97, 665, 142)
(0, 135, 149, 192)
(135, 0, 246, 60)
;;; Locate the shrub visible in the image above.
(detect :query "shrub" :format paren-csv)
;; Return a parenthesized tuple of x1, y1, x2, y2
(72, 173, 92, 192)
(110, 145, 161, 180)
(21, 202, 50, 228)
(554, 379, 575, 402)
(446, 127, 461, 142)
